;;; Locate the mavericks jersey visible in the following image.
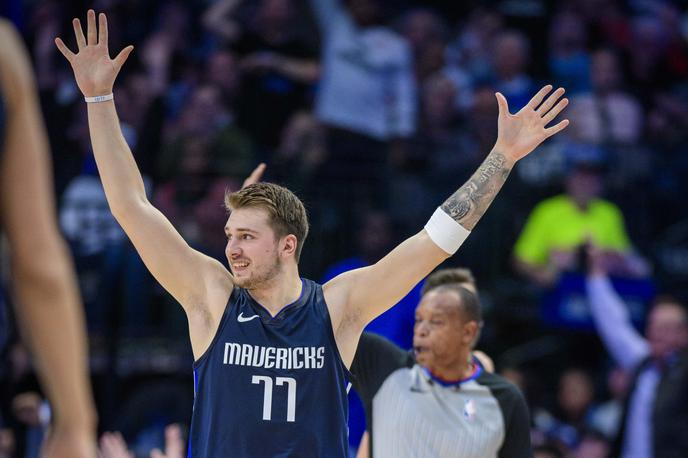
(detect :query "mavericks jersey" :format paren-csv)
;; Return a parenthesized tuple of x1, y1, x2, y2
(188, 279, 351, 457)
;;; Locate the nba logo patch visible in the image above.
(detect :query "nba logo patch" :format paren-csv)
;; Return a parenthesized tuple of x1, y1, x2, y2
(463, 399, 476, 421)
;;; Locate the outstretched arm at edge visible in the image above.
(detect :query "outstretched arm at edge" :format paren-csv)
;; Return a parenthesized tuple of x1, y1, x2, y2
(325, 86, 569, 366)
(0, 19, 96, 457)
(55, 10, 233, 357)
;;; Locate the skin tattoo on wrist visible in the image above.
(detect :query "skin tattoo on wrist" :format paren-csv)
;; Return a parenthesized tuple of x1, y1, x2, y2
(441, 152, 512, 230)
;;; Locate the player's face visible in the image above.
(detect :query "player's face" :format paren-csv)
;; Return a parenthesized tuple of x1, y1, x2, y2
(646, 302, 688, 359)
(225, 207, 283, 289)
(413, 291, 476, 372)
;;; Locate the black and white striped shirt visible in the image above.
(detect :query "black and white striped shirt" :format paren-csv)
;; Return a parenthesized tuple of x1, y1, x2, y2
(351, 333, 532, 458)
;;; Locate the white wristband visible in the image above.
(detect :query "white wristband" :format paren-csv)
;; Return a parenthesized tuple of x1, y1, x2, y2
(424, 208, 471, 255)
(84, 93, 114, 103)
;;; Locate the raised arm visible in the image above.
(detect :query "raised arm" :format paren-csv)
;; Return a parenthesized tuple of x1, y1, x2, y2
(0, 19, 96, 457)
(55, 11, 233, 355)
(586, 248, 649, 370)
(240, 52, 320, 84)
(325, 86, 569, 364)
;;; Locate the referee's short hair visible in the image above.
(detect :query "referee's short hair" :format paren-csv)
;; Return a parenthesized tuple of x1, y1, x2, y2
(422, 268, 477, 296)
(428, 284, 482, 324)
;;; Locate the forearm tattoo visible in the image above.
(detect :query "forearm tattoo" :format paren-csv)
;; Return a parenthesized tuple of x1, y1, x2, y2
(440, 151, 513, 230)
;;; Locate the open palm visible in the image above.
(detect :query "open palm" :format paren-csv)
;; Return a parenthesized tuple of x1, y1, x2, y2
(495, 85, 569, 162)
(55, 10, 133, 97)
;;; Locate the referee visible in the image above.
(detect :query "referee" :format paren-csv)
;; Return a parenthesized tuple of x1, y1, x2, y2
(351, 270, 531, 457)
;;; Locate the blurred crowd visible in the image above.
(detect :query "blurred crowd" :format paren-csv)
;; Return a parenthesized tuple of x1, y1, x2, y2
(1, 0, 688, 457)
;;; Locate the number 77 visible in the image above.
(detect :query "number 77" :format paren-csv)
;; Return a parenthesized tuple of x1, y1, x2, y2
(252, 375, 297, 422)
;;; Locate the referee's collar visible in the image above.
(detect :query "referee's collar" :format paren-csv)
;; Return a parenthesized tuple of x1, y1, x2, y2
(410, 357, 483, 392)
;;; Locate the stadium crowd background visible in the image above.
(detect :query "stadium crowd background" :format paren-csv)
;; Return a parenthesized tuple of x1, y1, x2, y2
(1, 0, 687, 456)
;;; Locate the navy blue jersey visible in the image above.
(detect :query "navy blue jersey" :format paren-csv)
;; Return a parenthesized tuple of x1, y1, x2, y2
(188, 278, 351, 457)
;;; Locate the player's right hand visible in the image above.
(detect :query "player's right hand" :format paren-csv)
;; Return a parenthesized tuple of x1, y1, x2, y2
(54, 9, 133, 98)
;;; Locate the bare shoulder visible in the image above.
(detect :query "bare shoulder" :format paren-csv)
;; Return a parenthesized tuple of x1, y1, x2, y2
(186, 256, 234, 358)
(322, 269, 356, 329)
(201, 255, 235, 318)
(322, 269, 370, 368)
(322, 266, 378, 328)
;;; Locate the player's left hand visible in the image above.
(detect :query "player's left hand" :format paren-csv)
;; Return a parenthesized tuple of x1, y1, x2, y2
(494, 85, 569, 163)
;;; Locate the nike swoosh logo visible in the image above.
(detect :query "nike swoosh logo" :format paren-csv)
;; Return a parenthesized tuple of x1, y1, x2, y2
(237, 312, 260, 323)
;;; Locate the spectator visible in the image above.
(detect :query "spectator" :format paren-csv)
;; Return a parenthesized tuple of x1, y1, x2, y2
(157, 84, 254, 182)
(309, 0, 416, 142)
(513, 156, 639, 288)
(567, 49, 643, 146)
(548, 11, 590, 95)
(204, 49, 240, 104)
(589, 366, 630, 440)
(203, 0, 318, 148)
(492, 30, 536, 111)
(557, 368, 595, 431)
(308, 0, 417, 226)
(627, 15, 680, 93)
(397, 7, 449, 83)
(389, 74, 474, 230)
(449, 8, 504, 87)
(586, 248, 688, 457)
(533, 368, 598, 450)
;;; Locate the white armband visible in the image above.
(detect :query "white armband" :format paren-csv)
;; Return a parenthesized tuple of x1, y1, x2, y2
(424, 208, 471, 255)
(84, 93, 114, 103)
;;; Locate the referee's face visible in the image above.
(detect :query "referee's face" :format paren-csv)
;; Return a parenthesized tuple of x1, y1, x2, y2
(413, 291, 477, 373)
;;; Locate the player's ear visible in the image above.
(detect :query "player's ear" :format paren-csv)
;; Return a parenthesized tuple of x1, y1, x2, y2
(281, 234, 298, 258)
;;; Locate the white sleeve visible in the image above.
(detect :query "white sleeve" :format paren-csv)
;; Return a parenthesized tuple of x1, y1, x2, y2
(586, 275, 650, 370)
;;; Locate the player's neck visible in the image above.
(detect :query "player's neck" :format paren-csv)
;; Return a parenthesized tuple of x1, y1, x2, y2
(247, 267, 302, 317)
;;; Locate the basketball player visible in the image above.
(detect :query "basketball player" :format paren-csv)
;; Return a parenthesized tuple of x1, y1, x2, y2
(55, 10, 568, 456)
(351, 269, 530, 458)
(0, 19, 96, 457)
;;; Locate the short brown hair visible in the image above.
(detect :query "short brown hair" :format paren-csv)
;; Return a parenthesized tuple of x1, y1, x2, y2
(421, 268, 477, 296)
(225, 183, 309, 262)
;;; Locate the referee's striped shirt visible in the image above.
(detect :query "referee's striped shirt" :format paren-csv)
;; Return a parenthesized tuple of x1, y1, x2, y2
(351, 333, 532, 458)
